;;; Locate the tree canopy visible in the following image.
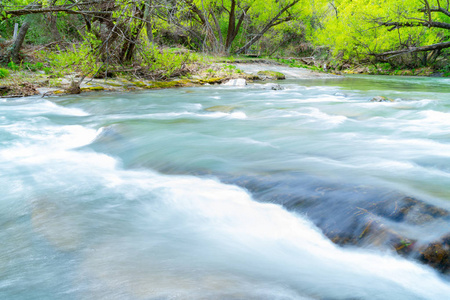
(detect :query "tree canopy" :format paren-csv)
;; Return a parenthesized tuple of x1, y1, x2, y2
(2, 0, 450, 69)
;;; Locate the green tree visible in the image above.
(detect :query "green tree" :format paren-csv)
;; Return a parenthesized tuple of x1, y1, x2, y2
(155, 0, 306, 54)
(313, 0, 449, 65)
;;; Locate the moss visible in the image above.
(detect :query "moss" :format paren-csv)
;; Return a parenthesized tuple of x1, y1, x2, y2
(104, 82, 123, 87)
(133, 81, 147, 87)
(257, 70, 286, 80)
(243, 74, 261, 81)
(196, 77, 226, 84)
(148, 81, 182, 89)
(81, 86, 105, 91)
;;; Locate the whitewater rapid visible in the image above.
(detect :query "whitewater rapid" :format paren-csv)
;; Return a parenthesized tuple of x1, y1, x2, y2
(2, 72, 450, 299)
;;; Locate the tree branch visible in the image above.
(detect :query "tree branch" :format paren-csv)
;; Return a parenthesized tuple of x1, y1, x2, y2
(381, 20, 450, 31)
(235, 0, 300, 55)
(371, 41, 450, 58)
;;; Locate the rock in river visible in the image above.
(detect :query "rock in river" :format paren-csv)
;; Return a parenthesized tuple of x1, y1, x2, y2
(218, 172, 450, 274)
(371, 96, 394, 102)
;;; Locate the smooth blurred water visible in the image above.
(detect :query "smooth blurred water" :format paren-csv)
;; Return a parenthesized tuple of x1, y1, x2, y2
(1, 72, 450, 299)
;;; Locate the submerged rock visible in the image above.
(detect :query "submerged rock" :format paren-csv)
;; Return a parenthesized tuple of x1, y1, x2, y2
(262, 83, 284, 90)
(204, 105, 237, 113)
(31, 198, 83, 251)
(218, 172, 450, 273)
(419, 235, 450, 273)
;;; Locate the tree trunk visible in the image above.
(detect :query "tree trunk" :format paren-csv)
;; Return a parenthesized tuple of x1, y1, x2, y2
(235, 0, 299, 55)
(144, 0, 154, 43)
(10, 22, 30, 63)
(120, 21, 145, 62)
(225, 0, 236, 50)
(47, 13, 62, 42)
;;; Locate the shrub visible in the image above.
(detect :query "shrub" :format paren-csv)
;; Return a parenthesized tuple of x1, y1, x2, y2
(39, 43, 97, 76)
(139, 42, 196, 78)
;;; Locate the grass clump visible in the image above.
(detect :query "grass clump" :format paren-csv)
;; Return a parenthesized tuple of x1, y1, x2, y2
(0, 67, 10, 78)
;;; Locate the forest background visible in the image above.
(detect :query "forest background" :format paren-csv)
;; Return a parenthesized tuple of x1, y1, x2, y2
(1, 0, 450, 86)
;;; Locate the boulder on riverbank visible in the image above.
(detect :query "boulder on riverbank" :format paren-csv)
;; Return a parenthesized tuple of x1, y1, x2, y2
(222, 78, 247, 86)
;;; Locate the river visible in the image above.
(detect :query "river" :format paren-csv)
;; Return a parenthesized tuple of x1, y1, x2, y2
(1, 67, 450, 299)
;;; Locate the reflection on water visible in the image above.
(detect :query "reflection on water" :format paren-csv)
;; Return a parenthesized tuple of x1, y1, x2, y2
(1, 73, 450, 299)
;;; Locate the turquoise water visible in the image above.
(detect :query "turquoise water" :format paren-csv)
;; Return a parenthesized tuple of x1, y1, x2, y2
(1, 73, 450, 299)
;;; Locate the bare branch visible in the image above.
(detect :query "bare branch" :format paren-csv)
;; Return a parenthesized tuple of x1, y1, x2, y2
(371, 41, 450, 58)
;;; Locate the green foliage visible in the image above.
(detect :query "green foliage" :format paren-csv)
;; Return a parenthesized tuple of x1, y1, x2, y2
(23, 62, 44, 71)
(7, 61, 20, 71)
(206, 68, 215, 76)
(40, 43, 98, 75)
(43, 67, 52, 74)
(0, 68, 10, 78)
(223, 64, 236, 70)
(311, 0, 443, 63)
(275, 57, 322, 71)
(139, 42, 197, 78)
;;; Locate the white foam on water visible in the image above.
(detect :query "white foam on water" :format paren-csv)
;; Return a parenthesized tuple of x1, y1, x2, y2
(233, 137, 279, 148)
(0, 123, 98, 163)
(372, 138, 450, 158)
(282, 107, 347, 127)
(132, 110, 248, 120)
(391, 99, 435, 109)
(415, 110, 450, 127)
(0, 99, 89, 116)
(72, 168, 450, 300)
(292, 95, 351, 103)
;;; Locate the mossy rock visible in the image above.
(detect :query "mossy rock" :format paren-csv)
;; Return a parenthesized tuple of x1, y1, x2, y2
(257, 70, 286, 80)
(81, 86, 105, 91)
(147, 81, 185, 89)
(243, 74, 261, 81)
(133, 81, 148, 88)
(196, 77, 227, 84)
(104, 81, 124, 87)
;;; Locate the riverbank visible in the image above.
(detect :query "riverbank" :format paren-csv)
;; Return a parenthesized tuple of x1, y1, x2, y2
(0, 59, 330, 98)
(2, 53, 447, 99)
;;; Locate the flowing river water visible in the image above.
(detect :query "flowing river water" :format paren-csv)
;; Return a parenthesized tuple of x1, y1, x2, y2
(1, 66, 450, 299)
